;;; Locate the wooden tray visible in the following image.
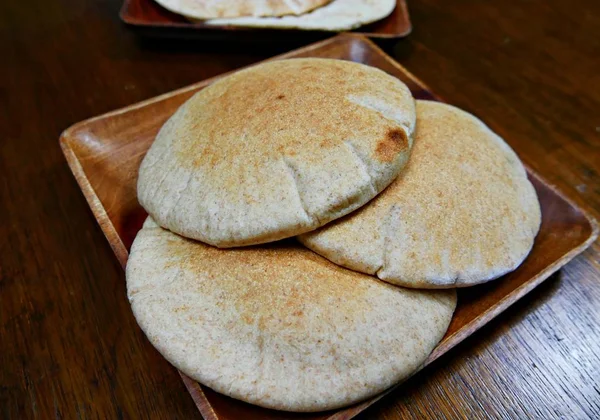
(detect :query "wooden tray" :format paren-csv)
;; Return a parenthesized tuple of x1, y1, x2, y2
(60, 34, 598, 420)
(120, 0, 411, 40)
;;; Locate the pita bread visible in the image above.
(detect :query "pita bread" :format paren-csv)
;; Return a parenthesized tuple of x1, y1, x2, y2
(205, 0, 396, 31)
(127, 218, 456, 412)
(138, 58, 416, 248)
(154, 0, 333, 19)
(300, 100, 542, 288)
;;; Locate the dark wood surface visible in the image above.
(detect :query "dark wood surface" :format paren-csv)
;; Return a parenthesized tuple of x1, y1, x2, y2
(1, 1, 599, 419)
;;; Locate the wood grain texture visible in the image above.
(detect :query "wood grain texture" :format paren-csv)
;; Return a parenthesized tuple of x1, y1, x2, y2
(58, 34, 598, 419)
(1, 1, 600, 420)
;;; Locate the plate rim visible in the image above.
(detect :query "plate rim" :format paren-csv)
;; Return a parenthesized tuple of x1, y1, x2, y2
(59, 33, 599, 419)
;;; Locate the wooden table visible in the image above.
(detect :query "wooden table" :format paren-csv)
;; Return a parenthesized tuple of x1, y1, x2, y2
(2, 0, 599, 418)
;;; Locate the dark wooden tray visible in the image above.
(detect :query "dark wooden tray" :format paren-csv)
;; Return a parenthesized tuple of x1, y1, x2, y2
(60, 34, 598, 420)
(120, 0, 412, 40)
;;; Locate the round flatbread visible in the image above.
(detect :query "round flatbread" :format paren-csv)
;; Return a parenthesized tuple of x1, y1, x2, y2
(127, 218, 456, 412)
(300, 100, 542, 288)
(205, 0, 396, 31)
(154, 0, 333, 19)
(138, 58, 416, 248)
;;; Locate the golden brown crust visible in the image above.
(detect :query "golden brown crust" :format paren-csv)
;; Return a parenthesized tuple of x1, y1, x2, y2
(138, 58, 415, 247)
(127, 218, 456, 411)
(300, 100, 542, 288)
(376, 127, 409, 162)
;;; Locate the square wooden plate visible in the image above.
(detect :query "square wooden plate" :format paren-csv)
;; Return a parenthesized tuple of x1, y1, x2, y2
(60, 34, 598, 420)
(120, 0, 411, 40)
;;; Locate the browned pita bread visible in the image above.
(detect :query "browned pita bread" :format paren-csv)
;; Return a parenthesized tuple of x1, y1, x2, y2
(300, 100, 541, 288)
(126, 218, 456, 411)
(137, 58, 416, 247)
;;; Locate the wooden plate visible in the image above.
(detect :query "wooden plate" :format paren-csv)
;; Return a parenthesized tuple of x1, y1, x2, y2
(60, 34, 598, 420)
(120, 0, 412, 40)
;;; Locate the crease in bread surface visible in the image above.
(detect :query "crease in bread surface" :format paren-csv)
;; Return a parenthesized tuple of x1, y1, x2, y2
(300, 100, 542, 288)
(137, 58, 416, 247)
(281, 157, 314, 223)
